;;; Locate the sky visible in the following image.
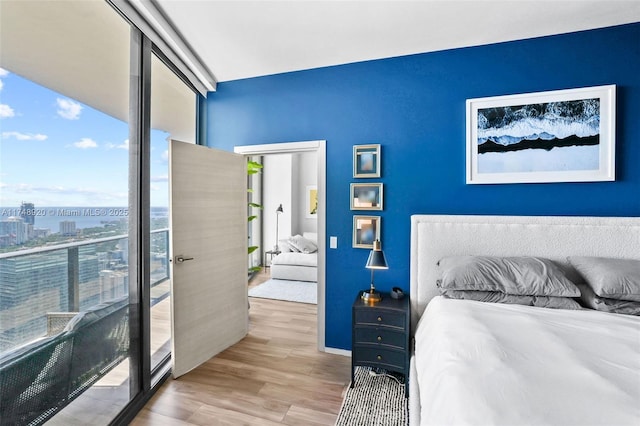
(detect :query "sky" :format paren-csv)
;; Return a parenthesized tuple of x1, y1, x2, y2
(0, 68, 170, 208)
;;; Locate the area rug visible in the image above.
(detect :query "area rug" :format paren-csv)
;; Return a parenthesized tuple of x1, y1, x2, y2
(335, 367, 408, 426)
(248, 278, 317, 304)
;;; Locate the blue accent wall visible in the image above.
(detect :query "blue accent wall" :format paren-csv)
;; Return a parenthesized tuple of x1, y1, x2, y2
(206, 23, 640, 350)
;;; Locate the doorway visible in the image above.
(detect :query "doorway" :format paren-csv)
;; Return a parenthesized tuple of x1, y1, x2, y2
(234, 140, 327, 351)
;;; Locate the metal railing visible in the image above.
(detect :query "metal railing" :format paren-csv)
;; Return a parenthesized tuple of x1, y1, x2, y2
(0, 229, 169, 353)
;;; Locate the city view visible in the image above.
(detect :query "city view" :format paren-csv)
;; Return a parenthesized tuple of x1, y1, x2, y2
(0, 203, 170, 352)
(0, 3, 198, 423)
(0, 69, 170, 353)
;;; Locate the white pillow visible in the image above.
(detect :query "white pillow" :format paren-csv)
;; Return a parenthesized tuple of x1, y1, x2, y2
(288, 234, 318, 254)
(277, 239, 294, 252)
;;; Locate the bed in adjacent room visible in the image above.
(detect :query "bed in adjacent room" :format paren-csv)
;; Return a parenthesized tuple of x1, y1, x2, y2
(270, 232, 318, 282)
(408, 215, 640, 426)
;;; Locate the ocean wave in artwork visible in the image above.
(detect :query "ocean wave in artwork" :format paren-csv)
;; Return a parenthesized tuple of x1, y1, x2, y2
(477, 99, 600, 153)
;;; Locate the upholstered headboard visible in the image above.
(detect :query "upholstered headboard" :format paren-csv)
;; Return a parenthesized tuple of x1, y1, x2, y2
(409, 215, 640, 328)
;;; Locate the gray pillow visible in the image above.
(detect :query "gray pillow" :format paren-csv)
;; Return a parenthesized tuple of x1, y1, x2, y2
(576, 282, 640, 316)
(438, 256, 580, 297)
(569, 257, 640, 302)
(441, 289, 582, 310)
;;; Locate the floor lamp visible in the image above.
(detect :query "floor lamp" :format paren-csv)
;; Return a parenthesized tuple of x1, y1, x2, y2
(274, 204, 283, 251)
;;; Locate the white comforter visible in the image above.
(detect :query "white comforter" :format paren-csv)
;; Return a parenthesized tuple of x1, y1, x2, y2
(414, 296, 640, 425)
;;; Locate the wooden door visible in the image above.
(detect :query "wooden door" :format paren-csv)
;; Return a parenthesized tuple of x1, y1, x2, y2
(169, 140, 247, 378)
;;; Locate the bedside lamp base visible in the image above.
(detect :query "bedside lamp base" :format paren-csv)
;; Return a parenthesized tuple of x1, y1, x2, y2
(361, 290, 382, 304)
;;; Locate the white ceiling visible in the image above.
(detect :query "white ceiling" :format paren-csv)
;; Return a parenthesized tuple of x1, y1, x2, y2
(155, 1, 640, 83)
(0, 0, 196, 141)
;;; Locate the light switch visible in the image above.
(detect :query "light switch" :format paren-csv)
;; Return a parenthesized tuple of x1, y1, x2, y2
(330, 236, 338, 249)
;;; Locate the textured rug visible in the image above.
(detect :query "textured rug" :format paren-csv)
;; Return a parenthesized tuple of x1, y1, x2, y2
(335, 367, 408, 426)
(248, 278, 317, 304)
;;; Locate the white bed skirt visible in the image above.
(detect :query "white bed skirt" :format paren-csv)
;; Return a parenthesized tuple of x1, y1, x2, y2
(270, 264, 317, 282)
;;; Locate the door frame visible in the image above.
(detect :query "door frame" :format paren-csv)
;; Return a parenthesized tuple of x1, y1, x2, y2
(234, 140, 327, 351)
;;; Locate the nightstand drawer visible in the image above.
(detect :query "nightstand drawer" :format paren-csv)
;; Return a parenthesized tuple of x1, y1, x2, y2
(353, 346, 405, 369)
(354, 310, 405, 329)
(354, 327, 406, 350)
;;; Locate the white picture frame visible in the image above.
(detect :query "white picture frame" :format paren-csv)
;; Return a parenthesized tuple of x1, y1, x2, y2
(466, 84, 616, 184)
(350, 183, 383, 211)
(353, 144, 381, 178)
(353, 215, 381, 249)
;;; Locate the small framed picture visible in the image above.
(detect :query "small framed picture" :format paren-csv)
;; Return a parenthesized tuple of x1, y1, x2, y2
(353, 144, 381, 178)
(306, 185, 318, 218)
(353, 215, 381, 249)
(350, 183, 383, 211)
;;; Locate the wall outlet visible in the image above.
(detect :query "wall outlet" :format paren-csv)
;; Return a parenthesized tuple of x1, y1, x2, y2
(330, 236, 338, 249)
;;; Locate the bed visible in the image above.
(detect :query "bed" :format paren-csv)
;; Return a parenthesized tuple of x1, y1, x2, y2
(270, 232, 318, 282)
(408, 215, 640, 426)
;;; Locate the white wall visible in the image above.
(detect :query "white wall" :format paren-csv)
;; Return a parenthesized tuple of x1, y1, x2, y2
(263, 154, 292, 251)
(296, 152, 318, 234)
(263, 152, 317, 253)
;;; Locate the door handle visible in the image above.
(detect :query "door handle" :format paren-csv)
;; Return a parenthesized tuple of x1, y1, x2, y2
(174, 255, 194, 263)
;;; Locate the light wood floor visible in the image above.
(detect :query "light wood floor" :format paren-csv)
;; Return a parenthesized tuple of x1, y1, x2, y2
(131, 271, 351, 425)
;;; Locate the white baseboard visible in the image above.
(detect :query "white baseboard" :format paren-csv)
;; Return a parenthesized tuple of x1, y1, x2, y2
(324, 347, 351, 357)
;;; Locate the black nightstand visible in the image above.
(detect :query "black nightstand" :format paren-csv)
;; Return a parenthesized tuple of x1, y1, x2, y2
(351, 291, 410, 397)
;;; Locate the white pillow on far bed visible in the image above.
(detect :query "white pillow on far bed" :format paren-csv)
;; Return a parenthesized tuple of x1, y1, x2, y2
(288, 234, 317, 253)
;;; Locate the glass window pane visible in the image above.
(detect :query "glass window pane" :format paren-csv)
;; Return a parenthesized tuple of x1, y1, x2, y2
(0, 1, 134, 424)
(149, 54, 196, 371)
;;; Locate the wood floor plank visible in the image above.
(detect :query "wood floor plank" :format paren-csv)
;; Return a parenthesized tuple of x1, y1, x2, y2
(132, 271, 351, 425)
(283, 405, 340, 426)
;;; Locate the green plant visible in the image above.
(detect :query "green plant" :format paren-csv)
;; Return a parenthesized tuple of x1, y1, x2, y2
(247, 160, 263, 273)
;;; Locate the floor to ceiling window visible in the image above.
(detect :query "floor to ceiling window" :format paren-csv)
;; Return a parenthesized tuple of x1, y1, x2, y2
(0, 1, 135, 424)
(0, 1, 201, 424)
(149, 52, 197, 373)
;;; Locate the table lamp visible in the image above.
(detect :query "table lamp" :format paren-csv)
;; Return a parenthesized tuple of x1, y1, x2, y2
(362, 240, 388, 304)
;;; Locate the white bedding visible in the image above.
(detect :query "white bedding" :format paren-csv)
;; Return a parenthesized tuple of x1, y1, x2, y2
(415, 296, 640, 425)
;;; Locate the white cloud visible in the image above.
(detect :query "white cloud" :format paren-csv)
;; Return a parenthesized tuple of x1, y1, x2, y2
(0, 104, 15, 118)
(56, 98, 82, 120)
(151, 175, 168, 183)
(73, 137, 98, 149)
(161, 150, 169, 162)
(2, 131, 48, 141)
(0, 80, 3, 91)
(106, 139, 129, 150)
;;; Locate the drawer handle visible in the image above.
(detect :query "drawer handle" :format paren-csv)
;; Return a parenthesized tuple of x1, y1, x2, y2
(377, 316, 382, 322)
(377, 355, 382, 361)
(377, 336, 382, 342)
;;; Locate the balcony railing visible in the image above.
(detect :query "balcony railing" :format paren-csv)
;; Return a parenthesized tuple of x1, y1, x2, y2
(0, 229, 169, 354)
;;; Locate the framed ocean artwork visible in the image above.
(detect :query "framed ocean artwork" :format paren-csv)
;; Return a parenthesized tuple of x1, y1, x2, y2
(466, 85, 616, 184)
